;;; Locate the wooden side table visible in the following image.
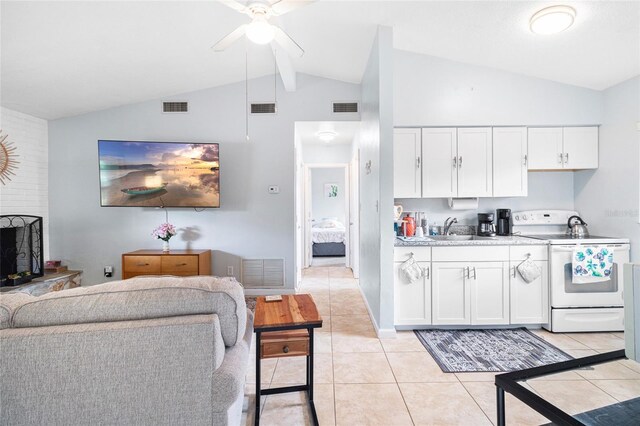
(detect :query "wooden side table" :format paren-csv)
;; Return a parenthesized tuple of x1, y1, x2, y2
(253, 294, 323, 426)
(121, 249, 211, 279)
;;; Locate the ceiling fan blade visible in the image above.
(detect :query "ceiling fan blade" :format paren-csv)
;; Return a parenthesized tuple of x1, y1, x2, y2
(219, 0, 248, 13)
(273, 26, 304, 58)
(211, 24, 248, 51)
(270, 0, 315, 16)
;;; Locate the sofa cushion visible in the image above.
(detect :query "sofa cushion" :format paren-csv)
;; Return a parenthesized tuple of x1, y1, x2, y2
(1, 276, 246, 347)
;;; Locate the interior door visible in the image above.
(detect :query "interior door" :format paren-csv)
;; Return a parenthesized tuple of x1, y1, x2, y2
(470, 262, 509, 325)
(457, 127, 493, 197)
(432, 262, 470, 325)
(492, 127, 528, 197)
(294, 147, 303, 287)
(527, 127, 563, 170)
(510, 260, 549, 324)
(393, 128, 422, 198)
(562, 127, 599, 169)
(303, 166, 312, 268)
(421, 128, 457, 198)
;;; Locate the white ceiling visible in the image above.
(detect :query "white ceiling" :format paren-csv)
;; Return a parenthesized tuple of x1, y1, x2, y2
(2, 1, 638, 120)
(296, 121, 360, 145)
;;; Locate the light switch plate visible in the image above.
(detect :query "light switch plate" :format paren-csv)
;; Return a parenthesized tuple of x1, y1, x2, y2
(268, 186, 280, 194)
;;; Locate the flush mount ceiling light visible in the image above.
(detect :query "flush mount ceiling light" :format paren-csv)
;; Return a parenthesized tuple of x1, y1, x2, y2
(245, 18, 276, 45)
(530, 5, 576, 35)
(316, 131, 337, 142)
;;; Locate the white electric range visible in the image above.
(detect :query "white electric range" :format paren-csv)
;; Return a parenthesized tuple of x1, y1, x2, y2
(513, 210, 630, 333)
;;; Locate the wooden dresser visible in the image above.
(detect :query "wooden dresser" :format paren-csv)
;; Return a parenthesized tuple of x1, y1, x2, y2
(121, 249, 211, 279)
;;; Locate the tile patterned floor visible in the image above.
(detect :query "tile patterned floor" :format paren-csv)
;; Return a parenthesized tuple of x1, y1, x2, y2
(244, 266, 635, 425)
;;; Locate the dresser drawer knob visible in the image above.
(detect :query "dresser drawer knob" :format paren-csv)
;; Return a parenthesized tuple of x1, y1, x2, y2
(282, 346, 289, 354)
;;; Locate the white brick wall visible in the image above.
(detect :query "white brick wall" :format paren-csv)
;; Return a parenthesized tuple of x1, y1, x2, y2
(0, 107, 49, 259)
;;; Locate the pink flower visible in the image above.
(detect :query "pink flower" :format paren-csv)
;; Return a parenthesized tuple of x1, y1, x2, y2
(152, 222, 177, 241)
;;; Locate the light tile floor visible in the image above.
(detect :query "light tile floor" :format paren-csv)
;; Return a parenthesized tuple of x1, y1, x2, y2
(244, 266, 636, 425)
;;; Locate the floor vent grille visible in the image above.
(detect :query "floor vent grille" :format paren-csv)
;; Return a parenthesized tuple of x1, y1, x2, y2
(241, 259, 285, 288)
(251, 103, 277, 114)
(333, 102, 358, 113)
(162, 101, 188, 113)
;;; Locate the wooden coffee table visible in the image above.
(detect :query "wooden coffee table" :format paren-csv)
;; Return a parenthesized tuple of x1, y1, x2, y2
(253, 294, 323, 426)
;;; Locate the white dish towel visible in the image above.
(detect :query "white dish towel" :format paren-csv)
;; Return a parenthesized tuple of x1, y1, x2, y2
(572, 245, 614, 284)
(399, 255, 423, 284)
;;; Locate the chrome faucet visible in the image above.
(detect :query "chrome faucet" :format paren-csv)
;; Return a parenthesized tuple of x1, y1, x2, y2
(443, 217, 458, 235)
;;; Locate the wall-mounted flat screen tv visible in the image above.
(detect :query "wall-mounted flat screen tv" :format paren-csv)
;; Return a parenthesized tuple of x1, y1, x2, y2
(98, 140, 220, 208)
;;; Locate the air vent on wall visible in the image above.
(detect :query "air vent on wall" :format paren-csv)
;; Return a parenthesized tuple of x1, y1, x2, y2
(333, 102, 358, 113)
(241, 259, 285, 288)
(162, 101, 188, 113)
(251, 103, 277, 114)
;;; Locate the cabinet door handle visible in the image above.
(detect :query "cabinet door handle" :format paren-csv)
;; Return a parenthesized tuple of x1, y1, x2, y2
(424, 267, 430, 279)
(458, 156, 463, 168)
(558, 153, 564, 164)
(523, 154, 528, 166)
(176, 263, 188, 266)
(416, 156, 421, 168)
(464, 266, 469, 279)
(453, 157, 458, 168)
(473, 267, 477, 280)
(512, 266, 517, 278)
(564, 153, 569, 164)
(136, 263, 149, 267)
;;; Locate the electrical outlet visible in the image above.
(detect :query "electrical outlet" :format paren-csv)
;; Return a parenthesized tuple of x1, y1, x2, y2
(268, 185, 280, 194)
(104, 266, 113, 278)
(227, 266, 234, 276)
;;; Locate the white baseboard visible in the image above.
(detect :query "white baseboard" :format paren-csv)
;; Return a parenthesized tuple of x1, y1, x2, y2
(243, 288, 296, 296)
(358, 285, 397, 339)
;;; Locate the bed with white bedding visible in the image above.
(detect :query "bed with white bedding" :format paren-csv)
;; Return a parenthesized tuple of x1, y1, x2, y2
(312, 220, 346, 257)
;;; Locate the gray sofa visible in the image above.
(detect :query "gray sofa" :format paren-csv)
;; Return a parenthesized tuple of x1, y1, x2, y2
(0, 275, 252, 426)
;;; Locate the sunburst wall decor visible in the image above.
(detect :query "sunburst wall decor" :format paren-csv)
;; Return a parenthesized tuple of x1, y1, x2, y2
(0, 129, 19, 185)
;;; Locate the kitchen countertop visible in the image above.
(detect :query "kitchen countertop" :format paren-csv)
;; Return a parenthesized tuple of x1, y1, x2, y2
(394, 235, 549, 247)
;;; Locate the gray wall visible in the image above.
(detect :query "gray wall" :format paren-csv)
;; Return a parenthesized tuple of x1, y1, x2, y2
(359, 26, 395, 333)
(302, 143, 353, 164)
(48, 73, 360, 285)
(310, 167, 346, 224)
(575, 76, 640, 261)
(393, 49, 604, 229)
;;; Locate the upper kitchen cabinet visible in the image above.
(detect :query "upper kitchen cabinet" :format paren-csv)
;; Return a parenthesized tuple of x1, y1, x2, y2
(492, 127, 528, 197)
(421, 128, 457, 198)
(563, 127, 599, 169)
(393, 128, 422, 198)
(528, 126, 598, 170)
(457, 128, 493, 198)
(421, 127, 492, 198)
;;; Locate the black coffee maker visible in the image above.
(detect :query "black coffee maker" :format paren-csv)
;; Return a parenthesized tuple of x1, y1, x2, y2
(477, 213, 496, 237)
(496, 209, 512, 236)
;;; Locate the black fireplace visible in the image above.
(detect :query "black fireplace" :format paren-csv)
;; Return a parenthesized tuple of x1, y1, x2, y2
(0, 215, 44, 286)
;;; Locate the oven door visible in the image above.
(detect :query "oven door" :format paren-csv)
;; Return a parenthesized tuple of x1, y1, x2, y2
(550, 244, 629, 308)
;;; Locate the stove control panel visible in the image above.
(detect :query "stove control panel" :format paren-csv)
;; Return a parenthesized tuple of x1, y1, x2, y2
(512, 210, 579, 226)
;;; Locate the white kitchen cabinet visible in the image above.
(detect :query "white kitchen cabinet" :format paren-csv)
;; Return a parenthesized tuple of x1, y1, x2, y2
(432, 262, 470, 325)
(393, 128, 422, 198)
(509, 246, 549, 325)
(563, 127, 598, 169)
(421, 128, 457, 198)
(394, 261, 432, 326)
(493, 127, 528, 197)
(469, 262, 510, 325)
(528, 126, 598, 170)
(457, 128, 493, 198)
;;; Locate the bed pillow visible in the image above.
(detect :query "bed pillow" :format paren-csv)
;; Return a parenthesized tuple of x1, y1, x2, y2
(314, 219, 342, 228)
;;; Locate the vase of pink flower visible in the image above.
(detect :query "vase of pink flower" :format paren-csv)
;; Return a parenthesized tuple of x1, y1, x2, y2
(152, 222, 176, 252)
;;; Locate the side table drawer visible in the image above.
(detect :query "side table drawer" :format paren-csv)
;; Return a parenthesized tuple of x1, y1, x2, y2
(161, 255, 198, 275)
(261, 330, 309, 359)
(123, 256, 162, 274)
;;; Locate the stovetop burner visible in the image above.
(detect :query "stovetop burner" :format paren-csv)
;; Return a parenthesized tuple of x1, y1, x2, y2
(523, 234, 614, 241)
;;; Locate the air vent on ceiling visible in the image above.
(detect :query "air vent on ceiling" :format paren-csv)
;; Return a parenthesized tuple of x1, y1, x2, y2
(241, 258, 285, 288)
(162, 101, 188, 113)
(333, 102, 358, 113)
(251, 103, 277, 114)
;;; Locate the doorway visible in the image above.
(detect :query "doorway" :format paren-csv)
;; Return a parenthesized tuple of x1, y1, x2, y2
(294, 121, 360, 287)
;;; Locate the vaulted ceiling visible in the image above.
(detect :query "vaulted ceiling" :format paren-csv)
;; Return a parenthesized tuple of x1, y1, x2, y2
(2, 1, 638, 120)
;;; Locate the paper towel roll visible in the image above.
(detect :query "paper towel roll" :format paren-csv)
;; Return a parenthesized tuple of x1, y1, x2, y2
(448, 198, 479, 210)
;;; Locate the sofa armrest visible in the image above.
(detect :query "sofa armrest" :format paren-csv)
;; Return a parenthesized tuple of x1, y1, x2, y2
(1, 314, 225, 425)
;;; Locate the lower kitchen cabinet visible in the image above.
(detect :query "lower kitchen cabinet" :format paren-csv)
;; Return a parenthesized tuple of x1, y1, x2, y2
(394, 261, 432, 326)
(470, 262, 510, 325)
(510, 260, 549, 324)
(432, 262, 470, 325)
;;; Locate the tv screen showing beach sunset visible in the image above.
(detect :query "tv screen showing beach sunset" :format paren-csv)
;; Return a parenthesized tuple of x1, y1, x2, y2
(98, 140, 220, 208)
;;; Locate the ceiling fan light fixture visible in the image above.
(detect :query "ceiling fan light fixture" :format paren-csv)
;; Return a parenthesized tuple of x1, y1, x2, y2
(530, 5, 576, 35)
(246, 19, 276, 44)
(317, 131, 337, 142)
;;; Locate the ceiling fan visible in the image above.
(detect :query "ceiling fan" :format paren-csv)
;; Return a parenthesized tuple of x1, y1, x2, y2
(212, 0, 313, 58)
